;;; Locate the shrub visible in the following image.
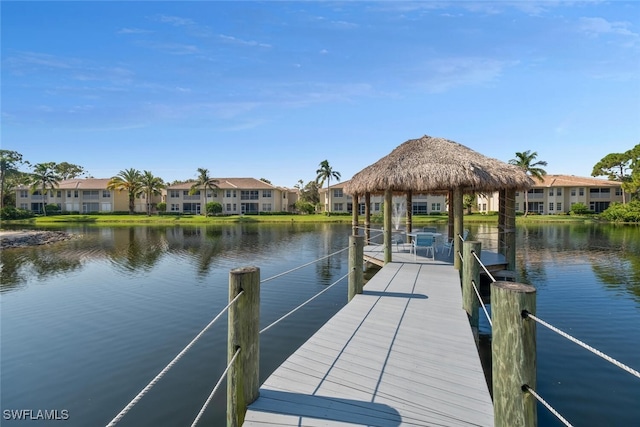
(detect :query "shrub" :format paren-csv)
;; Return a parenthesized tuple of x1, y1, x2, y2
(45, 204, 61, 214)
(569, 202, 592, 215)
(156, 202, 167, 213)
(1, 206, 34, 220)
(206, 201, 223, 216)
(600, 201, 640, 223)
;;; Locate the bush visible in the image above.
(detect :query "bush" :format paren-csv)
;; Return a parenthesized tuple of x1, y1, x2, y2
(600, 201, 640, 223)
(156, 202, 167, 213)
(1, 206, 34, 220)
(294, 200, 316, 214)
(569, 202, 592, 215)
(206, 201, 223, 216)
(45, 204, 61, 214)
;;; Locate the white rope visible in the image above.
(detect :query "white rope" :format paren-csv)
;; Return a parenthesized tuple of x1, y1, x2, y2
(260, 270, 350, 334)
(260, 246, 350, 283)
(190, 347, 241, 427)
(471, 251, 496, 283)
(525, 312, 640, 380)
(471, 280, 492, 328)
(523, 385, 574, 427)
(105, 291, 244, 427)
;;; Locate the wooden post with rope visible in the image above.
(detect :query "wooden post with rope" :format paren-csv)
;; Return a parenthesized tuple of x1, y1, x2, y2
(227, 266, 260, 427)
(491, 281, 537, 427)
(462, 240, 481, 341)
(348, 234, 364, 302)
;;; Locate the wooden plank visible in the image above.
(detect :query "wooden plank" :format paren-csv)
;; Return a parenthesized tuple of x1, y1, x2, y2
(244, 259, 494, 426)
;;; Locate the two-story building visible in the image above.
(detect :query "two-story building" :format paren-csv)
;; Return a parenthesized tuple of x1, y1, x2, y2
(319, 180, 448, 214)
(476, 174, 625, 214)
(164, 178, 293, 214)
(16, 178, 151, 213)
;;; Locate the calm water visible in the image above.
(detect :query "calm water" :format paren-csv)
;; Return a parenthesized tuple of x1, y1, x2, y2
(1, 223, 639, 426)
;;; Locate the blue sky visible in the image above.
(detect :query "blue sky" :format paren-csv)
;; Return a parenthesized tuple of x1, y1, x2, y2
(2, 1, 639, 188)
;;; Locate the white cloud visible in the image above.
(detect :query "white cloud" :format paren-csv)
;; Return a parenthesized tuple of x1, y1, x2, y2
(414, 57, 518, 93)
(219, 34, 272, 48)
(117, 28, 152, 35)
(578, 17, 638, 38)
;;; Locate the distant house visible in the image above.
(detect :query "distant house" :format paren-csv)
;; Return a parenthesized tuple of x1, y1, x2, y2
(476, 174, 625, 214)
(16, 178, 151, 214)
(164, 177, 294, 215)
(318, 180, 448, 214)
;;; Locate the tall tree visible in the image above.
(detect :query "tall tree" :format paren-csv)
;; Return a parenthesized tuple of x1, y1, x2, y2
(140, 170, 166, 216)
(509, 150, 548, 216)
(316, 160, 341, 214)
(29, 162, 61, 216)
(592, 144, 639, 204)
(0, 150, 29, 209)
(190, 168, 219, 216)
(108, 168, 142, 214)
(55, 162, 86, 180)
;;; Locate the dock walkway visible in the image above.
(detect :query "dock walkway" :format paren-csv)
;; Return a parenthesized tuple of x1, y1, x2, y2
(244, 246, 494, 426)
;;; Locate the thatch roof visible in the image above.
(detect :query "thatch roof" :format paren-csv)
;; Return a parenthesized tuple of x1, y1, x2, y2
(343, 135, 534, 195)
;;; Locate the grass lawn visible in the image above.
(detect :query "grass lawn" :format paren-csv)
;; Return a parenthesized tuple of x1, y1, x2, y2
(2, 212, 598, 227)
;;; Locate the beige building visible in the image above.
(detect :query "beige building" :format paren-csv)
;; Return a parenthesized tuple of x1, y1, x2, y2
(164, 177, 294, 214)
(16, 178, 152, 214)
(319, 180, 448, 215)
(476, 174, 625, 214)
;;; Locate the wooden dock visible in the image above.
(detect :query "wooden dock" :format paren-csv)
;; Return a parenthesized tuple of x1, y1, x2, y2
(244, 245, 494, 426)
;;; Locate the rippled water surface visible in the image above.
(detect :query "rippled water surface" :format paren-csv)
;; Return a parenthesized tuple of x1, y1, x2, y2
(1, 223, 639, 426)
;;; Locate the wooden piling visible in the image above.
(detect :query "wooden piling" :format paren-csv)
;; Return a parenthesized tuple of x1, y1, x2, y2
(384, 189, 392, 264)
(227, 266, 260, 427)
(462, 241, 481, 339)
(352, 193, 359, 236)
(491, 281, 537, 427)
(348, 235, 364, 302)
(453, 188, 463, 270)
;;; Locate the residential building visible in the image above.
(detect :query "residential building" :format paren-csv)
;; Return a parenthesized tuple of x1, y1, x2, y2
(319, 180, 448, 214)
(16, 178, 152, 213)
(476, 174, 625, 215)
(164, 178, 294, 214)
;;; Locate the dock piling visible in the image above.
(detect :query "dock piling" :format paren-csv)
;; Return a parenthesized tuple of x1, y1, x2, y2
(348, 234, 364, 302)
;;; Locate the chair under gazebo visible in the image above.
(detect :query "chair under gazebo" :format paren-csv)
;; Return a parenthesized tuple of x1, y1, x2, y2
(343, 135, 533, 271)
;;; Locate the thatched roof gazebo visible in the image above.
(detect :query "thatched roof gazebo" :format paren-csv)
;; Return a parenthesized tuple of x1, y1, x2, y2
(343, 135, 534, 268)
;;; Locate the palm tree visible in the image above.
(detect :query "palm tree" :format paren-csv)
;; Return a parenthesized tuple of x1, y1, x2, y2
(108, 168, 142, 214)
(190, 168, 219, 216)
(316, 160, 341, 214)
(29, 162, 61, 216)
(140, 170, 166, 216)
(509, 150, 548, 216)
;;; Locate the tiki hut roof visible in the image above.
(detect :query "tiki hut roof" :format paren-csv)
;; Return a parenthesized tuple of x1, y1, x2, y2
(343, 135, 534, 195)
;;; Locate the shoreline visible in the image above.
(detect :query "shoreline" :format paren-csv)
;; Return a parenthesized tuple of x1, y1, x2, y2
(0, 230, 77, 249)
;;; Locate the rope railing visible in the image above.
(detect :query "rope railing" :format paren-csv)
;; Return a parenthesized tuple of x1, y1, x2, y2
(260, 246, 350, 284)
(105, 291, 245, 427)
(260, 270, 350, 334)
(471, 279, 492, 328)
(471, 251, 496, 283)
(190, 346, 241, 427)
(523, 311, 640, 380)
(522, 385, 574, 427)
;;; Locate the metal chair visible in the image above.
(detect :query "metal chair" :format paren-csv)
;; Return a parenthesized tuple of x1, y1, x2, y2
(412, 234, 435, 260)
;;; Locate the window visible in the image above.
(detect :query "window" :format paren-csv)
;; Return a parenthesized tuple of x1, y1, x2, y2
(412, 202, 427, 214)
(615, 188, 622, 196)
(170, 204, 180, 212)
(374, 203, 380, 211)
(74, 191, 79, 198)
(431, 203, 441, 211)
(549, 203, 554, 211)
(19, 190, 28, 198)
(56, 190, 62, 198)
(262, 203, 272, 212)
(83, 190, 99, 200)
(333, 189, 343, 198)
(67, 190, 72, 198)
(515, 203, 520, 211)
(226, 203, 232, 211)
(102, 190, 111, 198)
(556, 202, 562, 211)
(556, 188, 562, 196)
(20, 203, 29, 210)
(482, 203, 487, 211)
(82, 202, 99, 213)
(549, 189, 554, 196)
(233, 204, 236, 211)
(333, 203, 344, 211)
(579, 188, 584, 196)
(241, 190, 259, 200)
(101, 203, 112, 212)
(262, 190, 272, 198)
(571, 188, 576, 196)
(169, 190, 180, 198)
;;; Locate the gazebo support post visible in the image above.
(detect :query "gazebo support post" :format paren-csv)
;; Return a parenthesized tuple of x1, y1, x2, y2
(405, 190, 413, 243)
(504, 189, 516, 270)
(352, 193, 359, 236)
(453, 187, 464, 270)
(448, 190, 454, 244)
(498, 189, 506, 257)
(364, 192, 371, 244)
(384, 189, 392, 264)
